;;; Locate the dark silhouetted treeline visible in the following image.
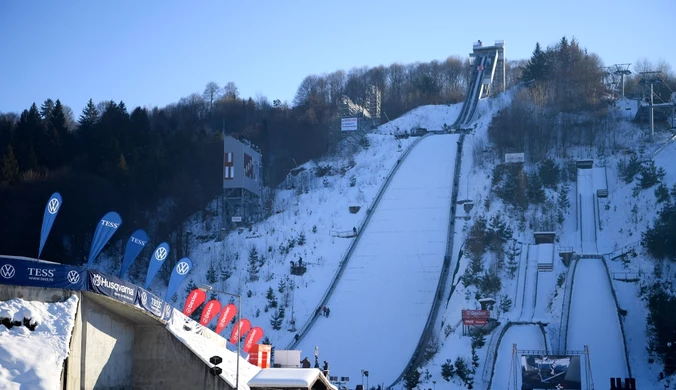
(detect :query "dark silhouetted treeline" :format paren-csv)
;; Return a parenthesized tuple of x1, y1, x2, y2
(0, 55, 525, 263)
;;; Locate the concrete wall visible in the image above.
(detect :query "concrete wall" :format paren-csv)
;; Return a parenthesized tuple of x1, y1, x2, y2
(79, 296, 135, 390)
(133, 325, 234, 390)
(0, 284, 74, 302)
(1, 285, 233, 389)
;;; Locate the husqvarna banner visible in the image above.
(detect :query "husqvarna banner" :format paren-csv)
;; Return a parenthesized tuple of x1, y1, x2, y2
(0, 256, 85, 290)
(144, 242, 170, 289)
(164, 257, 192, 301)
(38, 192, 62, 259)
(87, 211, 122, 265)
(119, 229, 149, 278)
(88, 270, 137, 305)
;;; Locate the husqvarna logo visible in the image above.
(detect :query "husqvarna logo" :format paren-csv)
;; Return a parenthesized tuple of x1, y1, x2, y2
(67, 270, 80, 284)
(92, 273, 134, 296)
(176, 261, 190, 275)
(155, 247, 167, 261)
(0, 264, 15, 279)
(47, 198, 60, 214)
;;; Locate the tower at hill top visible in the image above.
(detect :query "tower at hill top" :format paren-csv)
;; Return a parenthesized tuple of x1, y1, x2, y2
(470, 40, 506, 99)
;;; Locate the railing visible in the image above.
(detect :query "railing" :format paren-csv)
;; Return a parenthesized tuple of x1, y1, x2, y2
(389, 134, 466, 388)
(286, 133, 431, 350)
(558, 257, 579, 352)
(612, 272, 640, 282)
(600, 256, 633, 377)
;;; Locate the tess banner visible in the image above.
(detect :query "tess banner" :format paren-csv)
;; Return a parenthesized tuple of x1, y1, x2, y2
(0, 256, 85, 290)
(88, 211, 122, 265)
(119, 229, 149, 278)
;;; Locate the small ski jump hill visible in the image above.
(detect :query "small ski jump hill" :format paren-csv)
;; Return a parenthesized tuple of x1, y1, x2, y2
(296, 134, 459, 386)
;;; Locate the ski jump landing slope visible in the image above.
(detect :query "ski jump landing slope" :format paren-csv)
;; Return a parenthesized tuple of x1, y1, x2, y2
(567, 167, 628, 386)
(296, 135, 459, 386)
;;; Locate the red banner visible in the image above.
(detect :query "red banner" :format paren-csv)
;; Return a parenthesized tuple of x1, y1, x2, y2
(215, 303, 237, 335)
(183, 288, 206, 316)
(243, 326, 265, 353)
(229, 318, 251, 345)
(199, 300, 221, 326)
(462, 309, 490, 326)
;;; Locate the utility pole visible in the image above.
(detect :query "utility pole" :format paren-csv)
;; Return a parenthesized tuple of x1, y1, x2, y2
(639, 71, 663, 140)
(613, 64, 632, 100)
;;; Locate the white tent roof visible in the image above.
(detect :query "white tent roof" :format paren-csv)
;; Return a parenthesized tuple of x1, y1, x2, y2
(248, 368, 337, 389)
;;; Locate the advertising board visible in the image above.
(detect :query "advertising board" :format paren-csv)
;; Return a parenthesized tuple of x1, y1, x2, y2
(341, 118, 358, 131)
(521, 354, 582, 389)
(461, 309, 490, 325)
(505, 152, 525, 163)
(0, 256, 86, 290)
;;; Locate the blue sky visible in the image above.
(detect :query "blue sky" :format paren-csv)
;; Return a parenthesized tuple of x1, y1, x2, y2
(1, 0, 674, 116)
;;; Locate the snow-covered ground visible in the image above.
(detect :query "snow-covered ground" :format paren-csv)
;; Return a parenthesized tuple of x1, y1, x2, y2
(0, 296, 78, 389)
(296, 134, 459, 386)
(3, 91, 673, 389)
(491, 325, 546, 390)
(166, 309, 262, 390)
(567, 259, 628, 384)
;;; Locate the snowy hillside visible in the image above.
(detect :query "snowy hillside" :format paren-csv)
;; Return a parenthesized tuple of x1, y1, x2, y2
(136, 102, 466, 352)
(0, 296, 78, 389)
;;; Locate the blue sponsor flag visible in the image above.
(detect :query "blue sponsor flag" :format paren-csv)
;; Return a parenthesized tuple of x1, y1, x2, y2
(165, 257, 193, 301)
(38, 192, 62, 259)
(87, 211, 122, 265)
(144, 242, 170, 289)
(119, 229, 149, 278)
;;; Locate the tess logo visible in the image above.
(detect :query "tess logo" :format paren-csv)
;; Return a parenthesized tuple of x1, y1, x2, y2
(27, 267, 55, 278)
(131, 237, 147, 246)
(101, 219, 120, 228)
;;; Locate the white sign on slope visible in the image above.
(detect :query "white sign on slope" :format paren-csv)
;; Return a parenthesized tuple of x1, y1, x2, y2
(341, 118, 358, 132)
(505, 153, 525, 163)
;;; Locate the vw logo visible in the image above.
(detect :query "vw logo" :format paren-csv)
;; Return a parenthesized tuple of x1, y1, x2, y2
(155, 247, 168, 261)
(0, 264, 15, 279)
(176, 261, 190, 275)
(92, 274, 102, 287)
(67, 270, 80, 284)
(47, 197, 60, 214)
(141, 291, 148, 305)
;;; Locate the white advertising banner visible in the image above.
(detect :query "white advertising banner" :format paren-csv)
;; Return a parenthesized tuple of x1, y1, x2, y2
(341, 118, 358, 132)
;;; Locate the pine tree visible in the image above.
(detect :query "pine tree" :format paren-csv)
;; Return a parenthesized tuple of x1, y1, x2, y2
(558, 183, 570, 210)
(270, 307, 284, 330)
(505, 240, 521, 278)
(79, 99, 99, 128)
(40, 99, 55, 122)
(441, 359, 455, 381)
(0, 144, 19, 185)
(248, 246, 260, 281)
(521, 42, 549, 82)
(298, 231, 306, 246)
(206, 262, 218, 284)
(266, 287, 278, 308)
(277, 278, 286, 294)
(403, 368, 421, 390)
